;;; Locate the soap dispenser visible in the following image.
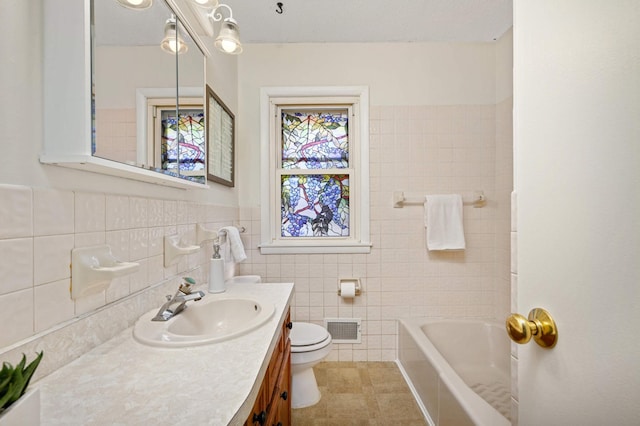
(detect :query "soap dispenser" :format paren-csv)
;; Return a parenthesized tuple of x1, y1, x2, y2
(208, 243, 226, 293)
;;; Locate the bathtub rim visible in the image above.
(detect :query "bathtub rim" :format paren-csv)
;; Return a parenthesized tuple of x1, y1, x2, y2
(397, 317, 511, 426)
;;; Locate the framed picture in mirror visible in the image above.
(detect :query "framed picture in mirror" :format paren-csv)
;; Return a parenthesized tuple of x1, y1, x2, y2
(206, 85, 235, 186)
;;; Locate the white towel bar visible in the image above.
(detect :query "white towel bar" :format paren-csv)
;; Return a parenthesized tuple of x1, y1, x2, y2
(393, 191, 486, 208)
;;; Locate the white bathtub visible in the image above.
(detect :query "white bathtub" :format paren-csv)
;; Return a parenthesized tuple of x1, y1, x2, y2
(398, 318, 511, 426)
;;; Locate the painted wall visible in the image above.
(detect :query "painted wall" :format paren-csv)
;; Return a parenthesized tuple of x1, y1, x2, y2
(236, 39, 513, 361)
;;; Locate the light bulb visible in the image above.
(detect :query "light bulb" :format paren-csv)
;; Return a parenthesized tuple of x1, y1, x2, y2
(116, 0, 153, 10)
(220, 39, 237, 53)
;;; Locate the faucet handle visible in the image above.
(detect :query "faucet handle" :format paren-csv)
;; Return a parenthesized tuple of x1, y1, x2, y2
(179, 276, 197, 294)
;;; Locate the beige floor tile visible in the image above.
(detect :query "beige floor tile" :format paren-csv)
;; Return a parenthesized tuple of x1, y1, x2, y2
(292, 362, 426, 425)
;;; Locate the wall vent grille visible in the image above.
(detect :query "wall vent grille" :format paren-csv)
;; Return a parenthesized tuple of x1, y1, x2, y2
(324, 318, 361, 343)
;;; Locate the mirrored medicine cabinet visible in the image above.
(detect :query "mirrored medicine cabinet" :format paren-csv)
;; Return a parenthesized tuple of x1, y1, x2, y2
(41, 0, 214, 189)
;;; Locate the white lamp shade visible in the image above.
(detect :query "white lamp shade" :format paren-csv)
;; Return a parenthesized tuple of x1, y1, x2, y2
(214, 19, 242, 54)
(161, 18, 189, 54)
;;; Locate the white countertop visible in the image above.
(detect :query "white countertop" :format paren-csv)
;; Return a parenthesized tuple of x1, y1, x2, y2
(35, 282, 294, 426)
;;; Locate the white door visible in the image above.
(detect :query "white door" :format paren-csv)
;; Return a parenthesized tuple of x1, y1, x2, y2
(514, 1, 640, 425)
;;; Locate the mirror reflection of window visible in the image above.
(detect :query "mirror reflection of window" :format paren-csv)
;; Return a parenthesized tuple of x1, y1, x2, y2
(148, 99, 205, 183)
(160, 107, 206, 182)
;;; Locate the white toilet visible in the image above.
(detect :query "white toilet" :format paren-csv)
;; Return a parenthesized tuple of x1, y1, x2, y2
(290, 322, 333, 409)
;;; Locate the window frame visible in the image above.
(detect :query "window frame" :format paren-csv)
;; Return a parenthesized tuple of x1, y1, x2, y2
(259, 86, 371, 254)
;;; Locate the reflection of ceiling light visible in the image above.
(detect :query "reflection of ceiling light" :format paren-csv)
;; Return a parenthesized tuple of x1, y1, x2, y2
(160, 16, 188, 55)
(192, 0, 219, 8)
(115, 0, 153, 10)
(208, 4, 243, 55)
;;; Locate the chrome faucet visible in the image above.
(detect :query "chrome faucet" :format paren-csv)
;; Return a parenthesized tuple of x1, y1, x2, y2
(152, 277, 205, 321)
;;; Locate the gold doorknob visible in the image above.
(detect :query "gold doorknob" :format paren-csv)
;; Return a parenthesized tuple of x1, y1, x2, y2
(506, 308, 558, 349)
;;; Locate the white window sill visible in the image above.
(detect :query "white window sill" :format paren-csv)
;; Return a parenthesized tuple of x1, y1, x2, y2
(259, 241, 372, 255)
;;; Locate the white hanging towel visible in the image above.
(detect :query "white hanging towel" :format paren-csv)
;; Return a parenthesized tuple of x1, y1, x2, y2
(218, 226, 247, 262)
(424, 194, 466, 251)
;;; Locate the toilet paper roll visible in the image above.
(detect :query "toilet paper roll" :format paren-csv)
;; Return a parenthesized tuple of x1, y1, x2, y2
(340, 282, 356, 298)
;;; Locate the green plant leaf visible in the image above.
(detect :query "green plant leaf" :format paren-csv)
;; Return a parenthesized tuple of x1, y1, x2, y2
(20, 351, 43, 394)
(7, 367, 25, 405)
(0, 351, 43, 411)
(0, 382, 16, 410)
(0, 374, 11, 395)
(14, 355, 26, 373)
(0, 362, 11, 379)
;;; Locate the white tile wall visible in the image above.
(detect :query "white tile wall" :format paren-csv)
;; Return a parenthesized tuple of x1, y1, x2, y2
(0, 102, 512, 375)
(0, 184, 239, 375)
(240, 102, 513, 362)
(0, 184, 33, 239)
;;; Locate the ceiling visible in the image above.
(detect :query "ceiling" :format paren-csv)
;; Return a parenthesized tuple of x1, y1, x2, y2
(95, 0, 513, 46)
(220, 0, 513, 43)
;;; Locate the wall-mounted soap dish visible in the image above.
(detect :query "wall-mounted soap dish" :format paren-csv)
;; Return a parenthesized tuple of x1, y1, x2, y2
(196, 223, 218, 245)
(71, 245, 140, 299)
(164, 234, 201, 267)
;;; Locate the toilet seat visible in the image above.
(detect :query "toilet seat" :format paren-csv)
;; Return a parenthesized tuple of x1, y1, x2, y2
(290, 322, 331, 353)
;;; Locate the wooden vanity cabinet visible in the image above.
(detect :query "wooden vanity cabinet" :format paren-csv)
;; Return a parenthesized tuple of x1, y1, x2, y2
(246, 309, 292, 426)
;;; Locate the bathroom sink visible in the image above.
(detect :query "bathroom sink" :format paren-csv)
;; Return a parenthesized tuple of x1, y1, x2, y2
(133, 296, 275, 347)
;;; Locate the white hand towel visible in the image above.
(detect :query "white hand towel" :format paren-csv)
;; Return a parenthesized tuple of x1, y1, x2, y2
(218, 226, 247, 263)
(424, 194, 466, 251)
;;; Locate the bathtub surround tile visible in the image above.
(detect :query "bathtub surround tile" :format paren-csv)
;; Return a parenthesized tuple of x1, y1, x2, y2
(0, 238, 33, 294)
(0, 184, 33, 239)
(33, 188, 74, 236)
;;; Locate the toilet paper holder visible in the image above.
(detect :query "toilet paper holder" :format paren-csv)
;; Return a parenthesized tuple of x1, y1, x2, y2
(338, 278, 362, 296)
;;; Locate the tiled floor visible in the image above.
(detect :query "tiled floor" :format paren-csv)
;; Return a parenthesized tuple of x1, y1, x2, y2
(292, 362, 427, 425)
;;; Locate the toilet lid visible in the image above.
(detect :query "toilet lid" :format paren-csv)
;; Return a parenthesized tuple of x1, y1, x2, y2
(290, 322, 330, 346)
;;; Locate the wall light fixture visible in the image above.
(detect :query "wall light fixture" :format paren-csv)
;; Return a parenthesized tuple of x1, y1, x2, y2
(160, 15, 189, 54)
(193, 2, 242, 55)
(209, 4, 242, 54)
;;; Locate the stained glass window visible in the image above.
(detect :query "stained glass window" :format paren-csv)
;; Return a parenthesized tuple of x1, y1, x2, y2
(281, 174, 350, 237)
(279, 109, 351, 238)
(161, 108, 205, 183)
(281, 111, 349, 170)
